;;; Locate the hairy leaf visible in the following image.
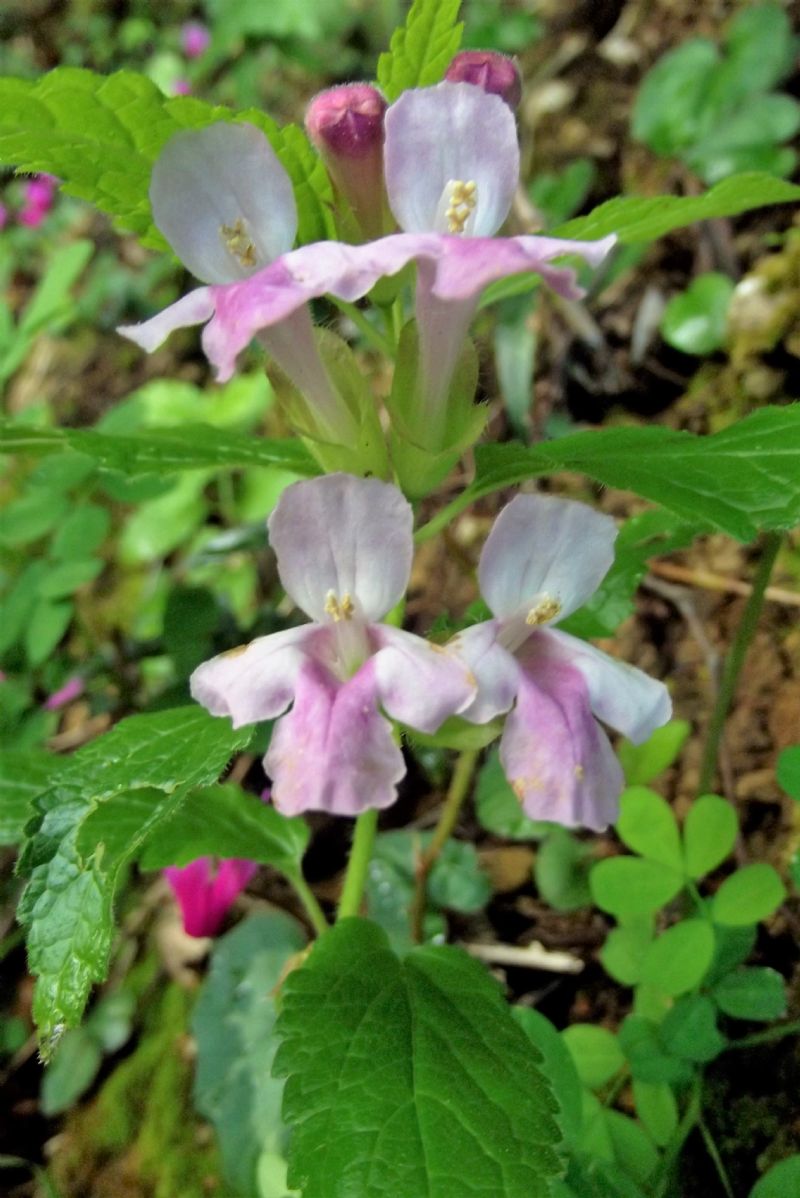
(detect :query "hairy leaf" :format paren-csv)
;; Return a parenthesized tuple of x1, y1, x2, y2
(377, 0, 463, 101)
(0, 751, 58, 846)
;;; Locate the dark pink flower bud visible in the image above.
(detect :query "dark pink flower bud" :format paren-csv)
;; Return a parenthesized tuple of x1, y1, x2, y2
(181, 21, 210, 59)
(445, 50, 522, 110)
(305, 84, 389, 239)
(43, 675, 84, 711)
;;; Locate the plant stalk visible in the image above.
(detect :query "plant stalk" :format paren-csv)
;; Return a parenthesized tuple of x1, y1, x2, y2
(290, 872, 330, 938)
(698, 532, 782, 793)
(337, 808, 379, 920)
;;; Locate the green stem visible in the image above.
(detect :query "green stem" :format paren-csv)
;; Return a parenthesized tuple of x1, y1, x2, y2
(725, 1018, 800, 1051)
(654, 1074, 703, 1198)
(409, 749, 480, 941)
(331, 298, 394, 356)
(337, 809, 379, 920)
(289, 872, 329, 938)
(414, 489, 475, 544)
(698, 532, 782, 793)
(699, 1115, 735, 1198)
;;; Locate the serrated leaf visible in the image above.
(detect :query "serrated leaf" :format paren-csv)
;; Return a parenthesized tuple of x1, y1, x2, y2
(0, 68, 332, 248)
(274, 918, 561, 1198)
(514, 1008, 583, 1146)
(553, 173, 800, 243)
(16, 707, 251, 1051)
(193, 912, 304, 1194)
(377, 0, 463, 101)
(0, 420, 317, 477)
(137, 782, 308, 879)
(461, 405, 800, 541)
(0, 751, 58, 846)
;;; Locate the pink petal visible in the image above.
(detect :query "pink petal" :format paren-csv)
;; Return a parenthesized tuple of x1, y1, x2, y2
(384, 82, 519, 237)
(543, 628, 672, 745)
(370, 624, 477, 733)
(268, 474, 413, 624)
(165, 857, 257, 938)
(479, 494, 617, 623)
(500, 657, 623, 831)
(150, 123, 297, 283)
(118, 287, 215, 354)
(430, 233, 618, 303)
(265, 658, 405, 816)
(450, 620, 520, 724)
(190, 625, 320, 728)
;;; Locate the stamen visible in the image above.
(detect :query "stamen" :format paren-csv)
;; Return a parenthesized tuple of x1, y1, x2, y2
(445, 179, 477, 234)
(220, 217, 257, 268)
(323, 590, 355, 622)
(525, 595, 562, 626)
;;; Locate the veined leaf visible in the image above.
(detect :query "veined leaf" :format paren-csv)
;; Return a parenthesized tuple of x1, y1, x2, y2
(0, 751, 59, 846)
(377, 0, 463, 101)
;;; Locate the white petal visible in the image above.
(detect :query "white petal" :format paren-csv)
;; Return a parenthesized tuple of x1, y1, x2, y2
(479, 494, 617, 623)
(150, 122, 297, 284)
(545, 629, 673, 745)
(450, 620, 520, 724)
(117, 287, 215, 352)
(267, 474, 413, 623)
(384, 82, 519, 237)
(371, 625, 476, 733)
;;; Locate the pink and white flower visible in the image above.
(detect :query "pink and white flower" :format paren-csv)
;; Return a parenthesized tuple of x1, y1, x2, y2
(455, 494, 671, 830)
(164, 857, 257, 938)
(190, 474, 476, 817)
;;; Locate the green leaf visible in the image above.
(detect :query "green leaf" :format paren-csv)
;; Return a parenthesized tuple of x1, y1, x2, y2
(274, 918, 562, 1198)
(590, 858, 684, 919)
(0, 488, 69, 547)
(618, 1016, 694, 1086)
(37, 558, 103, 599)
(40, 1026, 103, 1116)
(617, 787, 683, 871)
(553, 173, 800, 244)
(712, 967, 787, 1021)
(632, 1080, 678, 1147)
(464, 406, 800, 541)
(0, 68, 332, 248)
(750, 1155, 800, 1198)
(682, 794, 738, 879)
(535, 827, 593, 911)
(25, 599, 73, 666)
(705, 923, 757, 987)
(377, 0, 463, 101)
(49, 505, 110, 561)
(16, 707, 252, 1052)
(711, 864, 786, 926)
(640, 919, 715, 997)
(603, 1110, 658, 1185)
(475, 750, 551, 840)
(0, 421, 317, 477)
(777, 745, 800, 801)
(601, 918, 654, 986)
(0, 751, 58, 846)
(514, 1008, 583, 1146)
(193, 912, 305, 1195)
(561, 1024, 625, 1089)
(661, 273, 735, 355)
(660, 995, 726, 1062)
(632, 38, 720, 155)
(619, 720, 691, 787)
(137, 783, 308, 880)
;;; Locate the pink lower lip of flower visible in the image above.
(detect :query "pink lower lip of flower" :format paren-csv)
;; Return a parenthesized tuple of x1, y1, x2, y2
(43, 676, 85, 710)
(164, 857, 258, 938)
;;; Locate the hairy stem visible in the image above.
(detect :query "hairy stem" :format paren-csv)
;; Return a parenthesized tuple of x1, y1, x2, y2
(337, 808, 379, 920)
(289, 871, 330, 938)
(410, 749, 480, 942)
(698, 532, 782, 793)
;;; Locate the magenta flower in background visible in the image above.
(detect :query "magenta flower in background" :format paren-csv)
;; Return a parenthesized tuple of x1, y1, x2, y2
(164, 857, 257, 938)
(0, 202, 8, 231)
(43, 675, 84, 711)
(19, 173, 57, 228)
(180, 21, 210, 59)
(190, 474, 476, 816)
(455, 495, 671, 830)
(171, 78, 192, 96)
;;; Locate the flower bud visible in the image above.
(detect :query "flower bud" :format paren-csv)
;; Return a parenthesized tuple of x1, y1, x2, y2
(305, 84, 389, 239)
(180, 21, 210, 59)
(445, 50, 522, 110)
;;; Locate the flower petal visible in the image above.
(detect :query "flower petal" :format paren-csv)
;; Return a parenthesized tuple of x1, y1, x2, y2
(371, 624, 476, 733)
(265, 658, 405, 816)
(150, 122, 297, 283)
(384, 82, 519, 236)
(164, 857, 257, 938)
(544, 628, 672, 745)
(268, 474, 413, 623)
(118, 287, 215, 354)
(479, 494, 617, 623)
(430, 233, 618, 302)
(500, 658, 623, 831)
(450, 620, 520, 724)
(189, 625, 319, 728)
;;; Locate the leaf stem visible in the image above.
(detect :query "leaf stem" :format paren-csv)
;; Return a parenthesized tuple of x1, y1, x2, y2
(698, 532, 782, 793)
(337, 809, 379, 920)
(725, 1018, 800, 1051)
(698, 1114, 735, 1198)
(653, 1073, 703, 1197)
(331, 298, 394, 356)
(289, 871, 329, 937)
(410, 749, 480, 942)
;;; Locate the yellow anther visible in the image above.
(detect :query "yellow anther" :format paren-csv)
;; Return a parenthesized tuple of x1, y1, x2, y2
(574, 764, 585, 781)
(220, 217, 257, 268)
(525, 595, 562, 626)
(323, 590, 355, 622)
(445, 178, 478, 234)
